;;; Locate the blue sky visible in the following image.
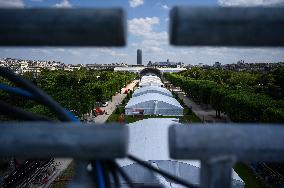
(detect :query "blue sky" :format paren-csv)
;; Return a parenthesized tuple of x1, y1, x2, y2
(0, 0, 284, 65)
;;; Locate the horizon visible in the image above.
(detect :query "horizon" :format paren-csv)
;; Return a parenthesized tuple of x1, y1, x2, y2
(1, 56, 284, 66)
(0, 0, 284, 65)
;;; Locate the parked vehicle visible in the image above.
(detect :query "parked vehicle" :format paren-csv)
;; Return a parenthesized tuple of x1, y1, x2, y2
(124, 89, 130, 94)
(102, 102, 108, 107)
(94, 108, 105, 115)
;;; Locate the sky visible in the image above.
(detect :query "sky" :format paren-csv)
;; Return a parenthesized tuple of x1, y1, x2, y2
(0, 0, 284, 65)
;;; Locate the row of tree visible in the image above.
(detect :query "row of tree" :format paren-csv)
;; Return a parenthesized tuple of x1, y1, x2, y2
(0, 69, 136, 118)
(179, 67, 284, 100)
(164, 68, 284, 123)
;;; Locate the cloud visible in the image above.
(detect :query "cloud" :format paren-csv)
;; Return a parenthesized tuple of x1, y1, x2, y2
(218, 0, 284, 6)
(128, 17, 168, 54)
(0, 0, 24, 7)
(55, 0, 72, 8)
(161, 4, 170, 10)
(146, 46, 163, 53)
(129, 0, 144, 8)
(30, 48, 52, 55)
(142, 39, 167, 47)
(128, 17, 167, 40)
(129, 17, 160, 35)
(96, 48, 128, 57)
(131, 43, 138, 47)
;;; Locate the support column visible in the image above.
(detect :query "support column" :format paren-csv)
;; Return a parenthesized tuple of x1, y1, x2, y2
(201, 157, 234, 188)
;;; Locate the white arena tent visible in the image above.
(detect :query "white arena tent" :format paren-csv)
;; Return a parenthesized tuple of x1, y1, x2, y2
(141, 75, 161, 82)
(140, 76, 164, 87)
(117, 118, 244, 187)
(140, 81, 164, 87)
(140, 76, 161, 82)
(125, 93, 183, 116)
(133, 86, 173, 98)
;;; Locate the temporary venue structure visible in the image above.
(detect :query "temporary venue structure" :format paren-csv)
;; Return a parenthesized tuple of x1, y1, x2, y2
(125, 93, 183, 116)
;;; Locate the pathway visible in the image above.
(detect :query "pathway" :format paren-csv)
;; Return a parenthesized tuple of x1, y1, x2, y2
(167, 82, 230, 123)
(46, 80, 138, 187)
(94, 80, 138, 124)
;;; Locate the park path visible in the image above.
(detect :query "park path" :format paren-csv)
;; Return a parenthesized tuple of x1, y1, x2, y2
(94, 80, 138, 124)
(166, 81, 230, 123)
(45, 80, 138, 188)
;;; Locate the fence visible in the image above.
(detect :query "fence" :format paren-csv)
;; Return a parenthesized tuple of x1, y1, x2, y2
(0, 6, 284, 188)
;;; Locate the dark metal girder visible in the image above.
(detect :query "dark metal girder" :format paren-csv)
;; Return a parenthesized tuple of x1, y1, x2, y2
(0, 122, 128, 159)
(0, 8, 126, 46)
(170, 7, 284, 46)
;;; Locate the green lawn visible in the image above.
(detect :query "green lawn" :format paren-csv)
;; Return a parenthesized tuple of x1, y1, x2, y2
(106, 107, 201, 124)
(107, 113, 142, 124)
(234, 163, 265, 188)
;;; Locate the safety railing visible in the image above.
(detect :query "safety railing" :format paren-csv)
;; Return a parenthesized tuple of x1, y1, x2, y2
(169, 124, 284, 188)
(0, 123, 128, 187)
(168, 6, 284, 188)
(170, 7, 284, 46)
(0, 5, 284, 188)
(0, 122, 128, 159)
(0, 8, 126, 46)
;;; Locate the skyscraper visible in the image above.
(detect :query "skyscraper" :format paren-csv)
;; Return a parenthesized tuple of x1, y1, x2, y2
(137, 49, 142, 65)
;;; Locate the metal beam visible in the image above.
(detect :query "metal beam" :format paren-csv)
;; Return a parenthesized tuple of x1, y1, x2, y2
(169, 124, 284, 162)
(0, 8, 126, 46)
(170, 7, 284, 46)
(201, 158, 233, 188)
(0, 122, 128, 159)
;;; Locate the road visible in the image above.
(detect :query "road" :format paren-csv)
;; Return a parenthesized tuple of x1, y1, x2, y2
(45, 80, 138, 187)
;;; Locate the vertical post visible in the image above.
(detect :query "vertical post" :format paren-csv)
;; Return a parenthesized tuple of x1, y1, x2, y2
(68, 161, 96, 188)
(0, 175, 3, 188)
(200, 157, 234, 188)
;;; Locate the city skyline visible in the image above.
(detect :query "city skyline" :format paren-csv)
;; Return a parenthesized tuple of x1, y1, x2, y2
(0, 0, 284, 65)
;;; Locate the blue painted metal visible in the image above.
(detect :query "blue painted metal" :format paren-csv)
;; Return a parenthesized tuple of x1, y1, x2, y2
(0, 8, 126, 46)
(169, 124, 284, 188)
(0, 122, 128, 159)
(170, 7, 284, 46)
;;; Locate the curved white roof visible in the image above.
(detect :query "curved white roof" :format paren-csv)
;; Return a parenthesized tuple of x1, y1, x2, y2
(140, 81, 163, 86)
(133, 86, 172, 97)
(140, 82, 164, 87)
(125, 93, 183, 109)
(141, 79, 161, 84)
(141, 79, 161, 83)
(141, 76, 160, 80)
(141, 76, 161, 81)
(140, 76, 163, 86)
(141, 75, 160, 79)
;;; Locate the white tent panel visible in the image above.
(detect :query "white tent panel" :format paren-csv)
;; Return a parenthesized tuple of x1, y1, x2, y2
(141, 75, 160, 81)
(140, 75, 164, 87)
(141, 78, 162, 83)
(141, 78, 161, 83)
(133, 86, 173, 97)
(140, 82, 164, 88)
(125, 93, 183, 116)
